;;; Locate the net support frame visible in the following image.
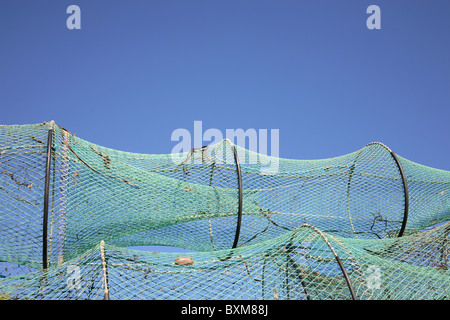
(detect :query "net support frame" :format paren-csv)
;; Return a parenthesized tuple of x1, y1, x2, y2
(228, 139, 243, 249)
(183, 139, 243, 251)
(349, 142, 410, 238)
(298, 224, 357, 300)
(100, 240, 110, 300)
(389, 151, 409, 237)
(365, 142, 410, 237)
(42, 123, 54, 269)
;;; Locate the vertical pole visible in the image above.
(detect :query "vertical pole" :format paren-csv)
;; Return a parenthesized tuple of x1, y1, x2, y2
(58, 129, 70, 264)
(100, 240, 110, 300)
(335, 255, 357, 300)
(214, 140, 243, 261)
(43, 128, 53, 269)
(230, 142, 243, 249)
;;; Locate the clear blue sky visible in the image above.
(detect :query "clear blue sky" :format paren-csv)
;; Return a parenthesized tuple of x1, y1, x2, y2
(1, 1, 449, 252)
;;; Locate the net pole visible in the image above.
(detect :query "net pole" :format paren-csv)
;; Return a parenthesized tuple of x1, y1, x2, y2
(358, 142, 410, 238)
(100, 240, 110, 300)
(42, 125, 54, 269)
(229, 140, 243, 249)
(389, 152, 409, 237)
(57, 129, 70, 264)
(211, 140, 243, 262)
(298, 224, 357, 300)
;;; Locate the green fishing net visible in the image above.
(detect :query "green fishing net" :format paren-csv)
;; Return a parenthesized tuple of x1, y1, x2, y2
(0, 122, 448, 300)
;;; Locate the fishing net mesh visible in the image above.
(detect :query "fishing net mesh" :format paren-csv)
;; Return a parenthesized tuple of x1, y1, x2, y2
(0, 122, 448, 300)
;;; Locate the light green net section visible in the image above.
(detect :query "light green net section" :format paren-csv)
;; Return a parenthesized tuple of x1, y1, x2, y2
(1, 223, 448, 300)
(0, 122, 449, 299)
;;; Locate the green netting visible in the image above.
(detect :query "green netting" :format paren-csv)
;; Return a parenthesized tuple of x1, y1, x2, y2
(0, 121, 448, 300)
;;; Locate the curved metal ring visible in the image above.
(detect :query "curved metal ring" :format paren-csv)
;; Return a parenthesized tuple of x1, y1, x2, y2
(348, 142, 409, 238)
(190, 139, 243, 261)
(296, 224, 357, 300)
(365, 142, 409, 237)
(227, 140, 243, 249)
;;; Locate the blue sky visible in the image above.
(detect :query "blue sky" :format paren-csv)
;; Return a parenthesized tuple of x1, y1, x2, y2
(1, 1, 449, 252)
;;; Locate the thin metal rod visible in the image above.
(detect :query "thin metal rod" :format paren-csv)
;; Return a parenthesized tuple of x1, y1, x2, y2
(183, 140, 243, 249)
(42, 128, 53, 269)
(335, 255, 357, 300)
(390, 151, 409, 237)
(214, 140, 243, 261)
(230, 142, 243, 249)
(297, 224, 357, 300)
(351, 142, 410, 238)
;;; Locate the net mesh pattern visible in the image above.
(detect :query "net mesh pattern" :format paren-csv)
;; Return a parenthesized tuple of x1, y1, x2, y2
(0, 122, 448, 300)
